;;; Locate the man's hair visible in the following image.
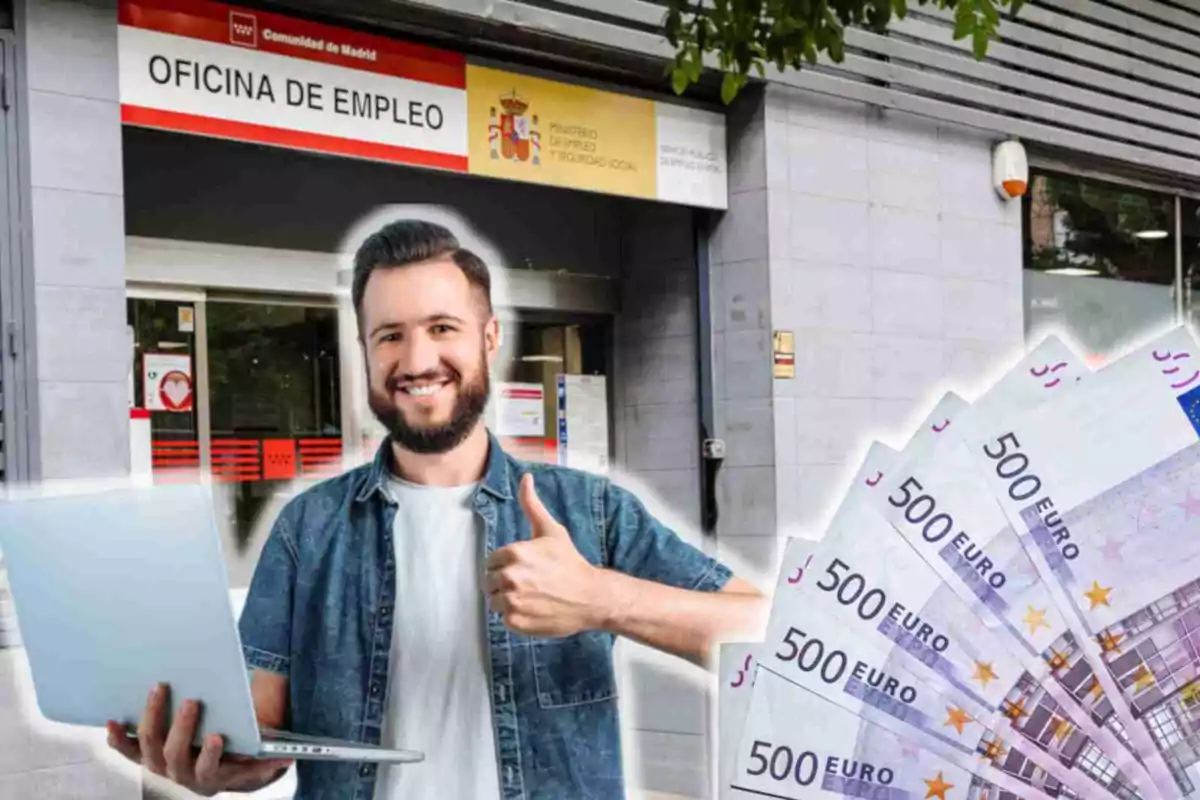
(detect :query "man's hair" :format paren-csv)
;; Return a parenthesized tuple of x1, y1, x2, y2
(351, 219, 493, 325)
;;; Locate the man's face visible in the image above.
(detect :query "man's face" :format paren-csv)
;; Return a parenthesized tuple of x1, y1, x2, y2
(359, 258, 499, 455)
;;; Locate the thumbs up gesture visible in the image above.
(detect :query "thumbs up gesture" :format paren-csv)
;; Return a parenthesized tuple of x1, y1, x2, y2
(485, 474, 605, 637)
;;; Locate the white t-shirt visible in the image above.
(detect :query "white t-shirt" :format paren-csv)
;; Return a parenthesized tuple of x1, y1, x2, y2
(375, 477, 501, 799)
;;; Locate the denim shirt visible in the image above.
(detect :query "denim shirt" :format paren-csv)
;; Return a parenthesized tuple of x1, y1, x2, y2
(238, 435, 733, 800)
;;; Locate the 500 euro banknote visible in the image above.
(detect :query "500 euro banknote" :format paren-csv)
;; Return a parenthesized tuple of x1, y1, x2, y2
(729, 650, 1015, 800)
(866, 340, 1166, 798)
(969, 326, 1200, 799)
(768, 441, 1139, 800)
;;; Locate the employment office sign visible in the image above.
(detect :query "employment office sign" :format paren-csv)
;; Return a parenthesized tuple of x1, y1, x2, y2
(118, 0, 728, 209)
(118, 0, 468, 170)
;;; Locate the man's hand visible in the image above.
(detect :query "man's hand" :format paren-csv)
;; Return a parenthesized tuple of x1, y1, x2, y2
(485, 474, 604, 637)
(106, 683, 292, 797)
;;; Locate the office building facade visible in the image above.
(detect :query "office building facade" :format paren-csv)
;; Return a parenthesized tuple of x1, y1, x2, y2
(3, 0, 1200, 797)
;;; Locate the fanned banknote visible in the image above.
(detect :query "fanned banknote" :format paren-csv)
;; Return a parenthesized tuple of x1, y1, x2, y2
(757, 356, 1125, 799)
(714, 336, 1185, 800)
(721, 643, 765, 800)
(774, 506, 1142, 798)
(966, 326, 1200, 798)
(865, 338, 1169, 799)
(762, 580, 1067, 798)
(732, 661, 1013, 799)
(770, 390, 969, 603)
(768, 434, 1139, 798)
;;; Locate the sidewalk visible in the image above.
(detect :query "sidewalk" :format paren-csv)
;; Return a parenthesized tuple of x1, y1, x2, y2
(0, 649, 140, 799)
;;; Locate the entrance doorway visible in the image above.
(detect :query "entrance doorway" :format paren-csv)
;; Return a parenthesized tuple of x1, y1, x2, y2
(490, 312, 612, 468)
(128, 291, 344, 584)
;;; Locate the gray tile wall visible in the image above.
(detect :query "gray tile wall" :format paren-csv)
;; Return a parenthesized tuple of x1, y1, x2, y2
(22, 0, 129, 481)
(764, 84, 1024, 541)
(697, 84, 1023, 800)
(613, 199, 713, 798)
(615, 201, 700, 521)
(709, 88, 782, 580)
(2, 2, 135, 798)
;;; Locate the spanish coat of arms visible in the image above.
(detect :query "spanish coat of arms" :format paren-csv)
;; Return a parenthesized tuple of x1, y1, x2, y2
(489, 90, 541, 165)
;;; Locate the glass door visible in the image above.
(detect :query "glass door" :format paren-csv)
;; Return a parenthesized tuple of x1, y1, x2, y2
(490, 312, 613, 470)
(205, 298, 342, 562)
(127, 291, 344, 587)
(128, 294, 203, 480)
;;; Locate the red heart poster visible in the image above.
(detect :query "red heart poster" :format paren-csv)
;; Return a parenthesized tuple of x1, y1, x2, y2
(143, 353, 194, 413)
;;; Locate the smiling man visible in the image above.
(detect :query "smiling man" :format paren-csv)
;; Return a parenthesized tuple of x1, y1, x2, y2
(111, 219, 766, 800)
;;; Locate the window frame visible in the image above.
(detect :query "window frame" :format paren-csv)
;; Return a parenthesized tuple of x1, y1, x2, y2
(1023, 159, 1193, 357)
(1027, 158, 1191, 320)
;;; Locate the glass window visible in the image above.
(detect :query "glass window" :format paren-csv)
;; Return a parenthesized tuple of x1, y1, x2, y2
(1024, 171, 1177, 361)
(1182, 198, 1200, 329)
(206, 301, 342, 552)
(127, 296, 345, 588)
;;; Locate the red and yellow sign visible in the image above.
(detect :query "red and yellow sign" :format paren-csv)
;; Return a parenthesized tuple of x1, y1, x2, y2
(466, 65, 658, 200)
(117, 0, 727, 208)
(119, 0, 468, 169)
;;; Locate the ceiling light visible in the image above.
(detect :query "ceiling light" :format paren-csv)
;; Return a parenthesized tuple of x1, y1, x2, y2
(520, 355, 563, 363)
(1044, 267, 1100, 277)
(1135, 229, 1169, 240)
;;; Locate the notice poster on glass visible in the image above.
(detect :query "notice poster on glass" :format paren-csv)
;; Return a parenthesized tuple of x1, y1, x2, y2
(495, 382, 545, 438)
(143, 353, 193, 413)
(556, 375, 609, 475)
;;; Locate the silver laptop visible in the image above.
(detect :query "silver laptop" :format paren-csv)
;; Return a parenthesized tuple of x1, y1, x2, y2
(0, 481, 423, 764)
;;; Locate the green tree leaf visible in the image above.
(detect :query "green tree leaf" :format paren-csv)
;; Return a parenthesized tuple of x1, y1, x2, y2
(664, 0, 1023, 103)
(972, 27, 990, 58)
(687, 49, 704, 82)
(721, 71, 744, 104)
(953, 1, 975, 39)
(828, 30, 846, 62)
(671, 65, 690, 96)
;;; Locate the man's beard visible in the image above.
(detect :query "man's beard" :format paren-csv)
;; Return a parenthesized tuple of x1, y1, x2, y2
(368, 362, 491, 455)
